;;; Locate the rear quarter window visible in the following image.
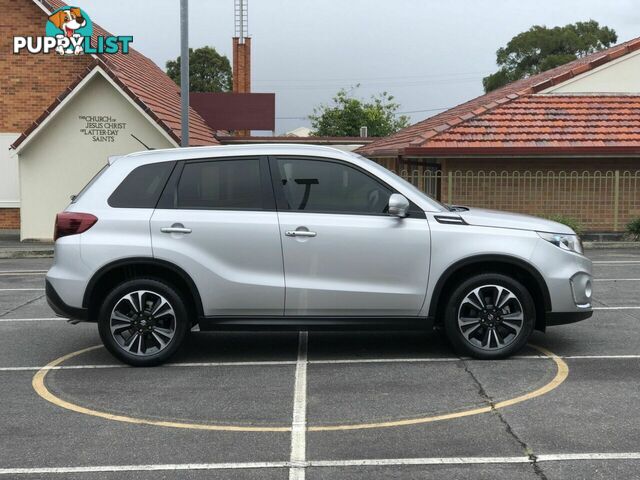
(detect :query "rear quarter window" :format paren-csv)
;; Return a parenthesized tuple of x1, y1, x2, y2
(108, 161, 175, 208)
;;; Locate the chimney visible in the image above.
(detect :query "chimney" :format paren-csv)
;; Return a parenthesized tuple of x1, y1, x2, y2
(232, 36, 251, 95)
(232, 0, 250, 136)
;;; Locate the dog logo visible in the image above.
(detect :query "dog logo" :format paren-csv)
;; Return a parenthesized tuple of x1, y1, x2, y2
(45, 6, 92, 55)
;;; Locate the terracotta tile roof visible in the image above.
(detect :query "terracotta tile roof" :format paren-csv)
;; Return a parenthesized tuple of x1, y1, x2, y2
(420, 95, 640, 153)
(358, 37, 640, 157)
(13, 0, 218, 149)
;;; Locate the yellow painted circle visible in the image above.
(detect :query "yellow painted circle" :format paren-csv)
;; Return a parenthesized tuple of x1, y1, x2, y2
(32, 344, 568, 433)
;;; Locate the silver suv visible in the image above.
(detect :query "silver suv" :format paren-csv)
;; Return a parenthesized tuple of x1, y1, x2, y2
(46, 145, 593, 366)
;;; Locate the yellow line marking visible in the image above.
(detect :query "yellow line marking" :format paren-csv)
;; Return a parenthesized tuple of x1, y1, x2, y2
(32, 344, 568, 433)
(308, 344, 568, 431)
(32, 345, 290, 432)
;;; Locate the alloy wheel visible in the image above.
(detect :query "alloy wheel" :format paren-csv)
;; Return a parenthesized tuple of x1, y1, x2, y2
(457, 284, 524, 351)
(109, 290, 177, 357)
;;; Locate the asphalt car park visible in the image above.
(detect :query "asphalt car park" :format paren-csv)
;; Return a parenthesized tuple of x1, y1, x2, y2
(1, 250, 640, 479)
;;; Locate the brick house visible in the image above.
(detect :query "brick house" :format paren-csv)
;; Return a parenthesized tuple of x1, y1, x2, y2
(358, 38, 640, 232)
(2, 0, 218, 239)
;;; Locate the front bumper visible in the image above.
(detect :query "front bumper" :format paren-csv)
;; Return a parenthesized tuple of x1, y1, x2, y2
(46, 280, 88, 321)
(545, 310, 593, 326)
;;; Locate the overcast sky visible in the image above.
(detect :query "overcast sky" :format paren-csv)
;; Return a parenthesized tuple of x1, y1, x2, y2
(69, 0, 638, 134)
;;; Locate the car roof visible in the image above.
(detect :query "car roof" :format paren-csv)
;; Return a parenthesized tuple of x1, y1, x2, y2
(119, 144, 356, 164)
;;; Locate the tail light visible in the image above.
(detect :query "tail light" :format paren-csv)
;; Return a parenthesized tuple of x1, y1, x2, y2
(54, 212, 98, 241)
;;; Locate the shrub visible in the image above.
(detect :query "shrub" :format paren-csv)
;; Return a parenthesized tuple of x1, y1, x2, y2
(544, 215, 585, 235)
(627, 218, 640, 240)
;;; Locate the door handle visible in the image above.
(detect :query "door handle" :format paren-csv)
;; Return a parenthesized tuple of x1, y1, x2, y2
(161, 226, 192, 234)
(285, 230, 317, 237)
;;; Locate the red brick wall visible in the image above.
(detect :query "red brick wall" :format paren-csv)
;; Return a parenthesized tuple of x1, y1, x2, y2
(0, 0, 94, 231)
(0, 0, 94, 132)
(0, 209, 20, 229)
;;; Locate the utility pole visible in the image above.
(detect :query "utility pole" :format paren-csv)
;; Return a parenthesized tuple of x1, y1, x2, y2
(180, 0, 189, 147)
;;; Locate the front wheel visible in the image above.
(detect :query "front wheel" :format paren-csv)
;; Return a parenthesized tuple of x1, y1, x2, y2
(444, 273, 535, 359)
(98, 278, 189, 366)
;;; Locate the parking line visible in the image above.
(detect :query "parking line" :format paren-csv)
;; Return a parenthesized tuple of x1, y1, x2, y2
(0, 462, 289, 476)
(593, 306, 640, 310)
(0, 270, 47, 273)
(0, 271, 47, 277)
(289, 331, 309, 480)
(0, 289, 45, 292)
(2, 353, 639, 373)
(31, 345, 291, 432)
(593, 261, 640, 264)
(0, 318, 66, 323)
(536, 453, 640, 461)
(3, 453, 640, 475)
(593, 278, 640, 282)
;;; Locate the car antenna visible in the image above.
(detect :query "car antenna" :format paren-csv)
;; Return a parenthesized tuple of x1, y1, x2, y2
(130, 133, 155, 150)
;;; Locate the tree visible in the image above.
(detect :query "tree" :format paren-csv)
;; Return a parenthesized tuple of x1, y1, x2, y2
(309, 87, 410, 137)
(166, 46, 232, 93)
(483, 20, 617, 92)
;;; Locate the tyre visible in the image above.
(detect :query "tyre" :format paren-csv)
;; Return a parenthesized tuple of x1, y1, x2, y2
(443, 273, 535, 359)
(98, 278, 189, 366)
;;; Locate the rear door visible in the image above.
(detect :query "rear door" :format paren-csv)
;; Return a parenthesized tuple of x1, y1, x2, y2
(150, 156, 285, 316)
(271, 156, 430, 317)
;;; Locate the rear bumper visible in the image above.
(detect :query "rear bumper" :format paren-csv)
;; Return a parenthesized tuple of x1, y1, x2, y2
(46, 280, 88, 321)
(545, 310, 593, 326)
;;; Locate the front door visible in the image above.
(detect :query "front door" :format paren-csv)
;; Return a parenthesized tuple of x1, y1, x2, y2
(271, 156, 430, 316)
(150, 156, 285, 316)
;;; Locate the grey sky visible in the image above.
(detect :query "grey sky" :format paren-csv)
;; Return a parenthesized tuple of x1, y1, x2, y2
(70, 0, 638, 134)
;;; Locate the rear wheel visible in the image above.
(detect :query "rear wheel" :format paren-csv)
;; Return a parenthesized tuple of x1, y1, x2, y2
(444, 273, 535, 359)
(98, 278, 189, 366)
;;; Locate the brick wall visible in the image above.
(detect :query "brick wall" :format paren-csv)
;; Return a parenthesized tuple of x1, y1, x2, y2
(0, 0, 94, 132)
(0, 208, 20, 229)
(0, 0, 94, 231)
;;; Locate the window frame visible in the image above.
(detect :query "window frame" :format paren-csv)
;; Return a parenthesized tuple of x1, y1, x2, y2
(156, 155, 275, 212)
(268, 155, 425, 218)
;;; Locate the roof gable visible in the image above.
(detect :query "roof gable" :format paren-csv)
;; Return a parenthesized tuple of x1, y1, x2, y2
(12, 0, 218, 149)
(358, 36, 640, 157)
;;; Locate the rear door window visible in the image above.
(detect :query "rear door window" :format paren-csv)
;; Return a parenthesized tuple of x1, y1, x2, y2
(175, 158, 264, 210)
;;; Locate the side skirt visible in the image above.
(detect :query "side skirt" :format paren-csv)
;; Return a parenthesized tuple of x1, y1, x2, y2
(198, 316, 435, 332)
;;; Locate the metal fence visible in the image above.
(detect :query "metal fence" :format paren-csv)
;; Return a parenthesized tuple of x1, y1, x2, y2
(399, 169, 640, 232)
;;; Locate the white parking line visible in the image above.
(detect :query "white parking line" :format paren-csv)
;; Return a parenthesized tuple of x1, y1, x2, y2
(2, 453, 640, 475)
(289, 331, 309, 480)
(0, 462, 288, 476)
(0, 270, 47, 273)
(593, 261, 640, 264)
(593, 306, 640, 310)
(594, 278, 640, 282)
(0, 289, 45, 292)
(1, 354, 638, 373)
(0, 318, 66, 323)
(0, 271, 47, 277)
(536, 452, 640, 461)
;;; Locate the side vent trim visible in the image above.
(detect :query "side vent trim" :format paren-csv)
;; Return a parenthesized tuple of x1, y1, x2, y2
(434, 215, 468, 226)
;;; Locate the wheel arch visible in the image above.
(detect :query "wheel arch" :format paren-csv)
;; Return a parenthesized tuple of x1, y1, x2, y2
(83, 257, 204, 322)
(429, 254, 552, 331)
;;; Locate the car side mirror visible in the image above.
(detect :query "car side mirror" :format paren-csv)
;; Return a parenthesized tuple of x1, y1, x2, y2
(388, 193, 409, 217)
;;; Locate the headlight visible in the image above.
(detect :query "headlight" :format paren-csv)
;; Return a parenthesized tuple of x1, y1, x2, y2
(537, 232, 583, 254)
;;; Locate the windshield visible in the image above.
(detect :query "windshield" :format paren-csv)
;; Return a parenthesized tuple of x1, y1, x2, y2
(348, 153, 448, 212)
